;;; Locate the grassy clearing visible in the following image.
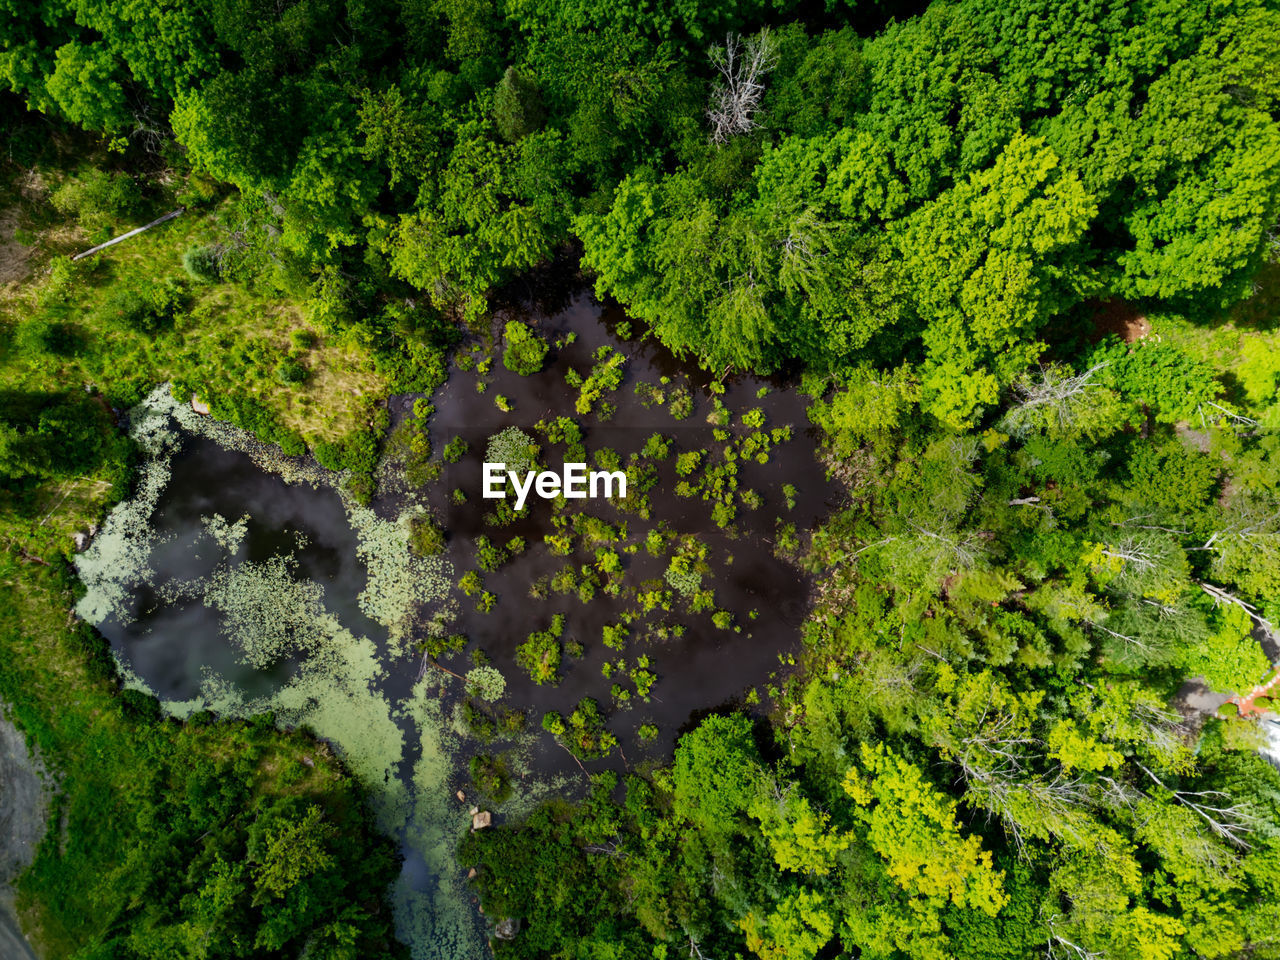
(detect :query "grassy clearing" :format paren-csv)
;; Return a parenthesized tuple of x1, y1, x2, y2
(1151, 261, 1280, 418)
(0, 153, 386, 447)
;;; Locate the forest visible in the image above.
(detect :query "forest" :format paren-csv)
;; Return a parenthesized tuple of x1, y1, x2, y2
(1, 0, 1279, 958)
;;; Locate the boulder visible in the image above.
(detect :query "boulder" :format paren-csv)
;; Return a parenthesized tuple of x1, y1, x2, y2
(494, 917, 520, 941)
(471, 810, 492, 831)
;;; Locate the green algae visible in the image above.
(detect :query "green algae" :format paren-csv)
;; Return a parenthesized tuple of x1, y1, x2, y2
(73, 384, 488, 960)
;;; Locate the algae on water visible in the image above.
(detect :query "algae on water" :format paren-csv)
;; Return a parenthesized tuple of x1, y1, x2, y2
(74, 385, 487, 960)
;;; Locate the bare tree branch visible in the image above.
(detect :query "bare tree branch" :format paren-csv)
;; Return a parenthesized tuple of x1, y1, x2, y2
(707, 29, 778, 144)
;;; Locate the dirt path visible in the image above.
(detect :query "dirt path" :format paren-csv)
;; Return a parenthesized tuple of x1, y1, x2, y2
(0, 710, 50, 960)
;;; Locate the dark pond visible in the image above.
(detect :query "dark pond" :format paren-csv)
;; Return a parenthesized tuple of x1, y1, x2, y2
(98, 285, 841, 781)
(391, 287, 842, 771)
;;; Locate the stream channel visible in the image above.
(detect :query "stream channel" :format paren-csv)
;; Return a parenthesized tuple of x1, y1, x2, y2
(76, 285, 842, 957)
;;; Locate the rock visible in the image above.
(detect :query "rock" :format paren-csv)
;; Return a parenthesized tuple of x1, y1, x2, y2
(471, 810, 492, 831)
(72, 531, 89, 552)
(301, 755, 314, 768)
(456, 790, 466, 802)
(191, 396, 210, 415)
(468, 805, 478, 816)
(494, 917, 520, 941)
(467, 868, 477, 880)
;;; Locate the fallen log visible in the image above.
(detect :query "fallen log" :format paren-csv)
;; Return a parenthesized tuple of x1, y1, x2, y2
(71, 208, 185, 261)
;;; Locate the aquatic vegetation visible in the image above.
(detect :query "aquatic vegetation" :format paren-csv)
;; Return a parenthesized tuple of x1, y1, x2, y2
(202, 512, 249, 553)
(74, 390, 185, 624)
(465, 666, 506, 702)
(485, 426, 537, 473)
(204, 556, 326, 668)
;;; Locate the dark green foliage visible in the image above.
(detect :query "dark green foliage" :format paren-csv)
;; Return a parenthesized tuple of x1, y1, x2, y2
(0, 391, 124, 484)
(493, 67, 546, 142)
(409, 513, 446, 556)
(14, 318, 82, 357)
(469, 753, 513, 804)
(94, 281, 186, 335)
(182, 244, 222, 283)
(275, 358, 308, 384)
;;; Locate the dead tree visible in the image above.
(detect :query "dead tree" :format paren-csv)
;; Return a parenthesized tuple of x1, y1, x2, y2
(72, 208, 185, 261)
(1198, 581, 1276, 637)
(707, 29, 778, 144)
(1000, 362, 1109, 436)
(1138, 763, 1262, 849)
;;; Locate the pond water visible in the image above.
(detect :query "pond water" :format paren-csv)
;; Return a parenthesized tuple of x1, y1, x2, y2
(79, 285, 842, 956)
(102, 436, 382, 702)
(402, 289, 840, 766)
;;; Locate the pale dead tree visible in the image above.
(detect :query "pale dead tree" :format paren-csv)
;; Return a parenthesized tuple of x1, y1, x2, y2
(967, 772, 1092, 855)
(707, 28, 779, 144)
(687, 935, 714, 960)
(1197, 400, 1258, 428)
(1196, 501, 1280, 552)
(1198, 581, 1276, 636)
(1138, 763, 1263, 849)
(1100, 537, 1161, 572)
(1043, 918, 1104, 960)
(1115, 513, 1189, 536)
(1129, 700, 1188, 759)
(1140, 598, 1181, 618)
(778, 207, 834, 284)
(1096, 775, 1143, 811)
(1000, 362, 1109, 436)
(907, 522, 987, 570)
(1087, 620, 1155, 656)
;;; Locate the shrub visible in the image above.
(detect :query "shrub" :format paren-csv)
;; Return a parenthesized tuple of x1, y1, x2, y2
(470, 754, 512, 803)
(117, 688, 162, 722)
(276, 359, 308, 384)
(409, 514, 446, 556)
(475, 535, 508, 572)
(345, 473, 375, 505)
(182, 245, 222, 283)
(502, 321, 548, 376)
(516, 615, 565, 685)
(41, 255, 92, 304)
(50, 169, 141, 234)
(96, 281, 185, 335)
(443, 436, 468, 463)
(668, 388, 693, 420)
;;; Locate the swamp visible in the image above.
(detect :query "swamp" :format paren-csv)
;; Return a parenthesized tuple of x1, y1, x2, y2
(74, 286, 840, 956)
